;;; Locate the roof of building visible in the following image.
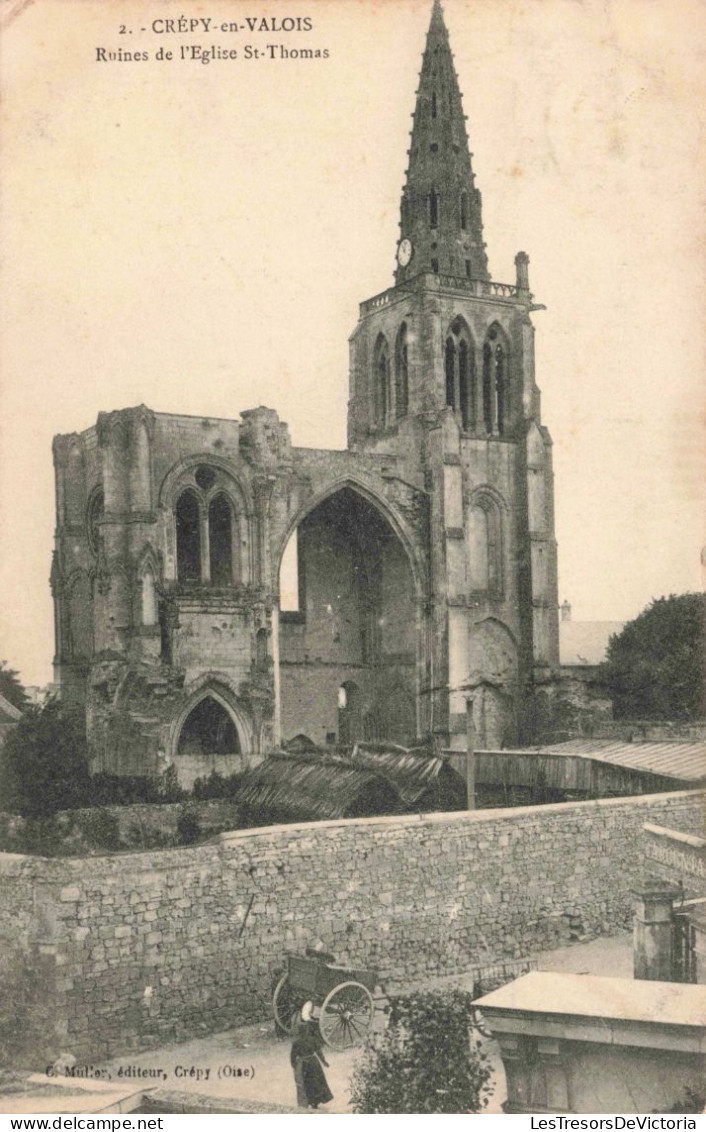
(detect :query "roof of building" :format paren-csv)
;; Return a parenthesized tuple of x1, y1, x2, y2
(559, 620, 625, 666)
(530, 738, 706, 784)
(236, 743, 466, 823)
(474, 971, 706, 1028)
(236, 751, 401, 823)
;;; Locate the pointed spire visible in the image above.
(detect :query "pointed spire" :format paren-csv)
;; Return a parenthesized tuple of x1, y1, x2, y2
(395, 1, 489, 284)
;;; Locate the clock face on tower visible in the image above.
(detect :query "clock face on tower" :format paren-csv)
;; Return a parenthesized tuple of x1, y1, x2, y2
(397, 238, 413, 267)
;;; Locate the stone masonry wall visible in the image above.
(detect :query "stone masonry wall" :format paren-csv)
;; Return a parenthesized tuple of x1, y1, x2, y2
(0, 790, 703, 1065)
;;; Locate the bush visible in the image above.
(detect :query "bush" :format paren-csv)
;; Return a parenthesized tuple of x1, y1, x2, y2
(80, 807, 121, 850)
(177, 805, 202, 844)
(86, 766, 185, 807)
(350, 989, 492, 1114)
(192, 769, 245, 799)
(1, 700, 90, 817)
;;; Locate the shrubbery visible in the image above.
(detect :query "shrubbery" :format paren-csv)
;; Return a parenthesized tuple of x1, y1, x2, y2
(350, 989, 492, 1114)
(0, 701, 246, 853)
(192, 769, 244, 799)
(1, 699, 90, 818)
(176, 805, 202, 844)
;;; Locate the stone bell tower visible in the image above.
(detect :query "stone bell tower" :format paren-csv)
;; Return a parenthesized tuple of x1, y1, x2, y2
(347, 0, 559, 748)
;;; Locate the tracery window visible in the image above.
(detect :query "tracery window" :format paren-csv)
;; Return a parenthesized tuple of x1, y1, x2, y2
(173, 465, 244, 586)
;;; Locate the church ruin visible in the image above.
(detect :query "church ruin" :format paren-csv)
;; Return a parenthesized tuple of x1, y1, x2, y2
(51, 1, 559, 785)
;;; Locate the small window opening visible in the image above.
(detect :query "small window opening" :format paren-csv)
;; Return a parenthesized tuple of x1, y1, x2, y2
(256, 627, 268, 668)
(431, 258, 439, 273)
(431, 91, 437, 119)
(460, 192, 468, 230)
(429, 191, 439, 229)
(158, 600, 171, 663)
(459, 340, 470, 430)
(496, 345, 506, 435)
(445, 339, 456, 410)
(377, 344, 390, 427)
(195, 465, 216, 491)
(483, 343, 493, 433)
(87, 489, 104, 557)
(395, 323, 409, 420)
(465, 259, 472, 278)
(142, 569, 158, 626)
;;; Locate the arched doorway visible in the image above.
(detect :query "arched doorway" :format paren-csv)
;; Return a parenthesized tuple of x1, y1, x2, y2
(278, 485, 419, 748)
(174, 693, 245, 788)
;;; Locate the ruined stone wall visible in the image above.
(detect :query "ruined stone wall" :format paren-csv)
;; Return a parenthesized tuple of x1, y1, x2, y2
(1, 790, 702, 1065)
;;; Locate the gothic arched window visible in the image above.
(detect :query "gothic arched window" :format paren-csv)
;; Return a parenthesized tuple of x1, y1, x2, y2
(482, 325, 509, 435)
(445, 318, 475, 430)
(209, 493, 234, 586)
(395, 323, 409, 419)
(373, 335, 391, 429)
(176, 490, 202, 582)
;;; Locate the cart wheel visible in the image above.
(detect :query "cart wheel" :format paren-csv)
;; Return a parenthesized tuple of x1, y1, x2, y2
(319, 980, 374, 1050)
(272, 972, 300, 1036)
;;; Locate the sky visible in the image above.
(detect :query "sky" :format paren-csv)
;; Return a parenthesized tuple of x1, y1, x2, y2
(0, 0, 704, 687)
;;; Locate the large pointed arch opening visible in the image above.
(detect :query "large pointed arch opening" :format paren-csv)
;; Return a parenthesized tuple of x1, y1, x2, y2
(172, 686, 249, 788)
(277, 485, 420, 749)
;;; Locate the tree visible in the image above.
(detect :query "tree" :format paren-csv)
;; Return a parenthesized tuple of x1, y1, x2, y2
(599, 593, 705, 720)
(1, 698, 90, 817)
(349, 989, 492, 1114)
(0, 660, 29, 712)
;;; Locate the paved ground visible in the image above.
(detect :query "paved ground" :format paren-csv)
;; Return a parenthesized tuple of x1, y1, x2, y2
(4, 930, 633, 1115)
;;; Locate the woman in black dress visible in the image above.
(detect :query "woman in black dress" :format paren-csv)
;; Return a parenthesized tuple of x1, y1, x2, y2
(290, 1001, 334, 1109)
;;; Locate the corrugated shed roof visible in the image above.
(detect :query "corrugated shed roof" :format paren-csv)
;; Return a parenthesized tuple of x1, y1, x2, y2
(350, 742, 451, 807)
(235, 750, 403, 822)
(236, 743, 467, 822)
(534, 738, 706, 783)
(559, 620, 625, 666)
